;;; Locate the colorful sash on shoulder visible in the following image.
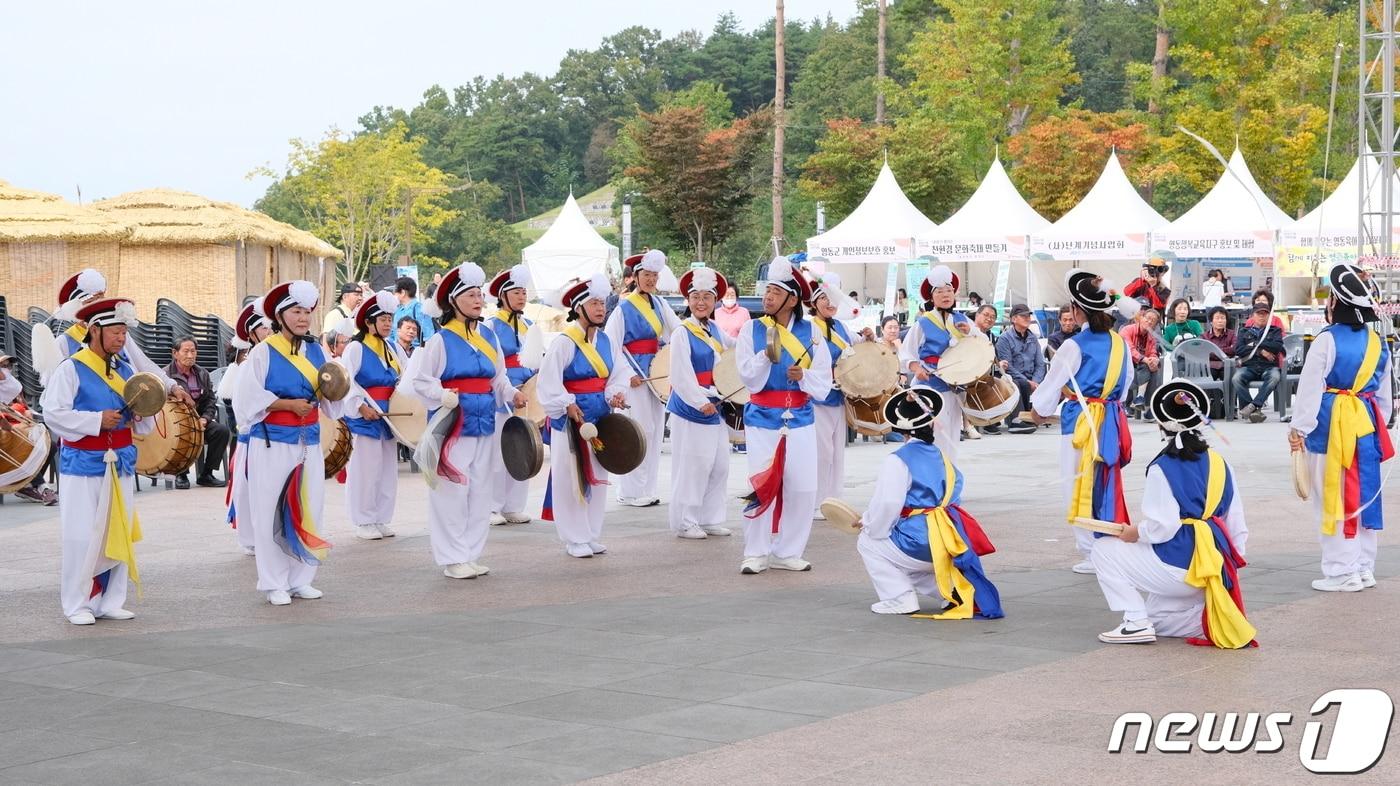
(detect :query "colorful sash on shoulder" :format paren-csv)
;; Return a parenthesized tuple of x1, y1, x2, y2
(757, 316, 813, 369)
(71, 347, 129, 398)
(684, 319, 723, 355)
(1183, 450, 1257, 649)
(564, 325, 609, 378)
(443, 320, 498, 368)
(904, 452, 1003, 620)
(66, 323, 89, 347)
(1321, 329, 1394, 536)
(361, 334, 400, 375)
(624, 292, 663, 338)
(820, 320, 849, 357)
(1068, 332, 1131, 525)
(266, 334, 319, 397)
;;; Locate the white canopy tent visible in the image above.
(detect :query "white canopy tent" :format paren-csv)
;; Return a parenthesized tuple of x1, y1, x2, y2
(1029, 152, 1169, 309)
(915, 157, 1049, 308)
(805, 161, 936, 302)
(1156, 148, 1291, 302)
(1276, 155, 1400, 305)
(521, 193, 620, 296)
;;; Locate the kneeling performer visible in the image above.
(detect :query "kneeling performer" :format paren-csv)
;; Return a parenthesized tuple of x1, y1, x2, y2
(667, 268, 735, 540)
(1091, 380, 1256, 648)
(856, 388, 1003, 618)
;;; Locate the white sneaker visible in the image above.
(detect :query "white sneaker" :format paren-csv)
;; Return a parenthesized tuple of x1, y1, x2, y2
(99, 609, 136, 620)
(964, 427, 981, 440)
(769, 556, 812, 572)
(490, 512, 508, 526)
(374, 523, 396, 538)
(870, 594, 919, 615)
(355, 525, 382, 541)
(240, 546, 256, 556)
(1098, 620, 1157, 644)
(267, 590, 292, 606)
(1072, 560, 1097, 575)
(502, 512, 532, 524)
(67, 611, 96, 625)
(589, 542, 607, 554)
(1312, 573, 1364, 592)
(566, 543, 594, 558)
(700, 525, 732, 537)
(1361, 570, 1377, 588)
(469, 562, 490, 576)
(740, 556, 768, 574)
(443, 563, 479, 579)
(619, 496, 660, 507)
(677, 525, 708, 540)
(290, 585, 323, 599)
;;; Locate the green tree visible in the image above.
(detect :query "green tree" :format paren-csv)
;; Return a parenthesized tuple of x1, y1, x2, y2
(253, 124, 458, 282)
(1006, 110, 1151, 220)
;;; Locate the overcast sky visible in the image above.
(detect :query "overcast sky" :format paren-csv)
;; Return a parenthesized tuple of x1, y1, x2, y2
(1, 1, 855, 209)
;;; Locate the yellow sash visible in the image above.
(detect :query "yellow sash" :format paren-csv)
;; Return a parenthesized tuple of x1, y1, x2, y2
(494, 308, 526, 340)
(564, 325, 610, 378)
(444, 320, 498, 369)
(65, 323, 88, 346)
(361, 334, 400, 375)
(758, 317, 813, 369)
(907, 453, 976, 620)
(102, 455, 143, 596)
(624, 292, 663, 338)
(820, 320, 850, 356)
(1321, 330, 1382, 534)
(683, 319, 724, 355)
(71, 348, 129, 399)
(1181, 450, 1256, 649)
(1069, 332, 1127, 521)
(265, 333, 319, 396)
(919, 310, 951, 334)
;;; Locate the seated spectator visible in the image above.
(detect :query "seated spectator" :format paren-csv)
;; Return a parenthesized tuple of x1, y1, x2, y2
(1202, 306, 1236, 379)
(1162, 298, 1203, 347)
(973, 304, 998, 340)
(163, 336, 231, 490)
(994, 304, 1045, 435)
(1119, 308, 1162, 419)
(1047, 304, 1079, 351)
(1231, 303, 1285, 423)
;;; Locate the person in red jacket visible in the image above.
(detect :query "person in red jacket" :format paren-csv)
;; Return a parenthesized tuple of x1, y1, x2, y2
(1123, 259, 1171, 313)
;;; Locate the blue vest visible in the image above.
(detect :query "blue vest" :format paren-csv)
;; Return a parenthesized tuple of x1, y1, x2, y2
(619, 294, 667, 375)
(344, 341, 399, 440)
(912, 311, 970, 393)
(888, 441, 963, 561)
(667, 321, 724, 426)
(745, 317, 817, 430)
(549, 332, 617, 430)
(252, 341, 326, 446)
(59, 355, 137, 477)
(1060, 330, 1131, 436)
(430, 328, 501, 438)
(486, 314, 537, 387)
(1305, 325, 1389, 453)
(1150, 452, 1237, 574)
(814, 318, 852, 407)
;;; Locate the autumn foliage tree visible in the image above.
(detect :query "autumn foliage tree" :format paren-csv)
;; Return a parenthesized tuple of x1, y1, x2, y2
(621, 105, 772, 260)
(1006, 110, 1150, 221)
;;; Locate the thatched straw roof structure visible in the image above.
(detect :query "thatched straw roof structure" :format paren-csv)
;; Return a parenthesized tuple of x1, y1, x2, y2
(0, 179, 132, 243)
(90, 188, 342, 258)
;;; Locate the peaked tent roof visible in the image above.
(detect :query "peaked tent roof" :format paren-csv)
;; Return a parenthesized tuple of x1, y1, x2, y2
(521, 192, 620, 295)
(806, 162, 936, 264)
(1276, 155, 1400, 275)
(1159, 148, 1290, 258)
(917, 158, 1048, 262)
(1031, 152, 1168, 261)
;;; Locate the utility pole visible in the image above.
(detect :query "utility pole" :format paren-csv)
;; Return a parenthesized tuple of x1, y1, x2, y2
(876, 0, 887, 124)
(771, 0, 786, 256)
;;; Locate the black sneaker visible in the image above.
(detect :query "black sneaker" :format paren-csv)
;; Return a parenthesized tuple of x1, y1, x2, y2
(13, 486, 46, 504)
(174, 474, 191, 490)
(196, 475, 227, 488)
(980, 424, 1002, 435)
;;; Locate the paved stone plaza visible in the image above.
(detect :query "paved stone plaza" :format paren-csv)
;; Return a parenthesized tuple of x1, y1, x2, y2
(0, 418, 1396, 784)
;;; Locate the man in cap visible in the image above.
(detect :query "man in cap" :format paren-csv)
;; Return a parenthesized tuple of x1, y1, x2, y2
(995, 303, 1045, 434)
(322, 282, 364, 334)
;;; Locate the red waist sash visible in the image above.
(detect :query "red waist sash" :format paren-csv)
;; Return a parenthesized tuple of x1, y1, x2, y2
(625, 339, 659, 355)
(364, 385, 394, 400)
(265, 409, 318, 427)
(64, 428, 133, 450)
(564, 378, 607, 394)
(695, 371, 714, 387)
(444, 378, 492, 394)
(751, 391, 809, 408)
(921, 354, 941, 366)
(504, 354, 521, 368)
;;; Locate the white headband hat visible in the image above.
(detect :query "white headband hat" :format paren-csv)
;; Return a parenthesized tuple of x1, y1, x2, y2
(635, 249, 668, 273)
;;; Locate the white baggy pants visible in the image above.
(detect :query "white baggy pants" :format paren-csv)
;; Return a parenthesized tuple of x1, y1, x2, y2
(668, 416, 729, 533)
(812, 403, 846, 509)
(345, 434, 398, 528)
(1305, 451, 1382, 577)
(245, 439, 323, 593)
(1090, 537, 1203, 638)
(742, 425, 816, 559)
(426, 434, 496, 565)
(59, 472, 135, 618)
(549, 426, 610, 547)
(857, 531, 937, 602)
(490, 410, 530, 515)
(615, 383, 664, 501)
(230, 441, 255, 552)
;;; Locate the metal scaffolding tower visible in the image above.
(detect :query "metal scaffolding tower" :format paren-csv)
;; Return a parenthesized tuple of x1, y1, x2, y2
(1360, 0, 1400, 309)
